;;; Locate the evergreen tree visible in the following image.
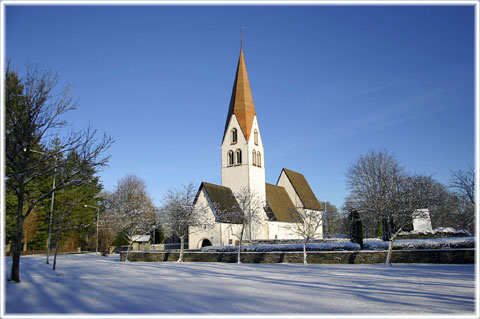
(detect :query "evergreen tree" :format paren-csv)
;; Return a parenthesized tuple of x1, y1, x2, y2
(349, 210, 364, 248)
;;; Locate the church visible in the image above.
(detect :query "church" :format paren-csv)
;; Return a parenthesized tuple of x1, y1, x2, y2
(188, 47, 323, 249)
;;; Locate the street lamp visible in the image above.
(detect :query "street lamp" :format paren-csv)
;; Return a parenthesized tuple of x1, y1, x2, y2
(27, 148, 56, 264)
(84, 204, 100, 254)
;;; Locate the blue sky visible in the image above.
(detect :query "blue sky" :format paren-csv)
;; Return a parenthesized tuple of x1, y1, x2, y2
(5, 4, 475, 208)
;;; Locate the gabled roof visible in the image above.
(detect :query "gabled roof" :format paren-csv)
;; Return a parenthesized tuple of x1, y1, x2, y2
(196, 182, 243, 223)
(265, 183, 298, 222)
(279, 168, 322, 211)
(222, 48, 256, 142)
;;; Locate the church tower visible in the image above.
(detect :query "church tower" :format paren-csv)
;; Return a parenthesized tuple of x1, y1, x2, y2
(221, 48, 266, 213)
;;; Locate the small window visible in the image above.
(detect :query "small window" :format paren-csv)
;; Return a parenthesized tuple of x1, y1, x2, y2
(252, 150, 257, 166)
(257, 151, 261, 167)
(236, 149, 242, 164)
(228, 151, 234, 166)
(231, 128, 237, 144)
(254, 129, 259, 145)
(229, 239, 233, 245)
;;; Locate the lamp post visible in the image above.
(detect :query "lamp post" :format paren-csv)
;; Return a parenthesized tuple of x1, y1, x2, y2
(84, 204, 100, 254)
(28, 148, 56, 264)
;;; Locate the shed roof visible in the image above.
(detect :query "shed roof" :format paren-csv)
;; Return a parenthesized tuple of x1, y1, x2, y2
(280, 168, 321, 210)
(265, 183, 298, 222)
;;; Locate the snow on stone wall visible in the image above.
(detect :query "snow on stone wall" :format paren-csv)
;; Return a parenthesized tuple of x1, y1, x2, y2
(202, 242, 361, 252)
(363, 237, 475, 250)
(201, 237, 474, 252)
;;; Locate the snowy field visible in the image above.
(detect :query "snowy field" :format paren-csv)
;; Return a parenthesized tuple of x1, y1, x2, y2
(4, 253, 477, 316)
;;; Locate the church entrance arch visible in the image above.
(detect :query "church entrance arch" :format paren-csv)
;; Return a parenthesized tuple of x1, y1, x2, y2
(200, 239, 212, 248)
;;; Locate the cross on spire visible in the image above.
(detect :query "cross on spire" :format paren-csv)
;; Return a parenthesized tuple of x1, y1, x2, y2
(240, 26, 243, 49)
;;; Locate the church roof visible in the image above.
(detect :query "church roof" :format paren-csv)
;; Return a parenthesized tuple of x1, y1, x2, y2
(223, 48, 256, 142)
(196, 182, 243, 224)
(279, 169, 322, 211)
(265, 183, 298, 222)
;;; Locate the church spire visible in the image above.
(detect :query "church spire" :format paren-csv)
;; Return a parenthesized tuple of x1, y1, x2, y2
(223, 47, 256, 142)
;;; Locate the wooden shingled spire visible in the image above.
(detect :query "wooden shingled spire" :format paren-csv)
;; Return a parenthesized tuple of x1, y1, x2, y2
(223, 47, 257, 142)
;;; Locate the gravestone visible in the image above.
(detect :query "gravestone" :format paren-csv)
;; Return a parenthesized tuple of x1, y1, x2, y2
(412, 208, 432, 232)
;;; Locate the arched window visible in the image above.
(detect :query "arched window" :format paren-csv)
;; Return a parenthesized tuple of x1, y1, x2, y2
(231, 128, 237, 144)
(254, 129, 259, 145)
(252, 150, 257, 166)
(257, 151, 261, 167)
(227, 151, 234, 166)
(236, 149, 242, 164)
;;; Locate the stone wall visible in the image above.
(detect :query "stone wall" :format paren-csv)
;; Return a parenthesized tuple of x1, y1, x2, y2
(120, 248, 474, 264)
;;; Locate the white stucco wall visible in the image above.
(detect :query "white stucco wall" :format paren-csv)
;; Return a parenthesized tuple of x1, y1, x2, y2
(276, 170, 304, 208)
(221, 115, 268, 240)
(268, 211, 323, 240)
(189, 187, 263, 248)
(268, 221, 301, 239)
(189, 223, 246, 249)
(306, 209, 324, 239)
(221, 115, 249, 195)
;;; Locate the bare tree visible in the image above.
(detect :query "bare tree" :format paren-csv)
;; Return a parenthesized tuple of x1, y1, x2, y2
(346, 150, 407, 242)
(106, 175, 158, 261)
(346, 150, 452, 265)
(161, 182, 210, 262)
(50, 197, 89, 270)
(285, 208, 323, 265)
(319, 201, 340, 237)
(450, 166, 475, 206)
(5, 65, 113, 282)
(221, 187, 264, 263)
(450, 166, 475, 234)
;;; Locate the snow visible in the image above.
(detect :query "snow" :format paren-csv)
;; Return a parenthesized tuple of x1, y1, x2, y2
(203, 237, 474, 252)
(4, 253, 476, 315)
(202, 242, 361, 252)
(398, 228, 472, 237)
(131, 234, 151, 242)
(363, 237, 475, 250)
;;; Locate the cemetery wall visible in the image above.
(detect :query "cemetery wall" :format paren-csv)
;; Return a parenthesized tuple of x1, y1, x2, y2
(120, 248, 474, 264)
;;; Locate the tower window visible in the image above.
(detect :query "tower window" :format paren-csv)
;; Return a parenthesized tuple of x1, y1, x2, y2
(227, 151, 234, 166)
(252, 150, 257, 166)
(257, 151, 261, 167)
(231, 128, 237, 144)
(236, 149, 242, 164)
(254, 129, 259, 145)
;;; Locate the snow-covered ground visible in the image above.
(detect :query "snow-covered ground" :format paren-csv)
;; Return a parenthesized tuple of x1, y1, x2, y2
(4, 253, 476, 316)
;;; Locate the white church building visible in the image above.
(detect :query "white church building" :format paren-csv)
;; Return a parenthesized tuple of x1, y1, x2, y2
(189, 48, 323, 249)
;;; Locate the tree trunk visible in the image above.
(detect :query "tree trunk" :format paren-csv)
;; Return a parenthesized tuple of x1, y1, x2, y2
(385, 239, 394, 266)
(126, 241, 132, 262)
(10, 192, 26, 283)
(237, 228, 244, 264)
(303, 241, 308, 265)
(382, 217, 390, 241)
(385, 227, 403, 266)
(23, 231, 27, 252)
(178, 236, 185, 262)
(52, 238, 59, 271)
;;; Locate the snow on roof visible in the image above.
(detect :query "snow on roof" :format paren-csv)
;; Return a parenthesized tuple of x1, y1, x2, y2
(131, 235, 151, 243)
